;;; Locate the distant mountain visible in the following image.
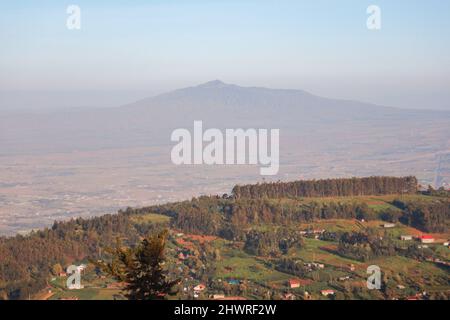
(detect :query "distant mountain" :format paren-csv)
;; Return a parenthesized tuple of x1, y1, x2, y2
(121, 80, 401, 128)
(1, 80, 449, 155)
(1, 80, 449, 236)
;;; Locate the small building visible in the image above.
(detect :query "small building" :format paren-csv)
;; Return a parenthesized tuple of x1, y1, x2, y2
(288, 279, 301, 289)
(321, 289, 335, 296)
(400, 235, 413, 241)
(420, 235, 434, 244)
(194, 284, 206, 292)
(212, 294, 225, 300)
(383, 223, 396, 228)
(283, 293, 296, 300)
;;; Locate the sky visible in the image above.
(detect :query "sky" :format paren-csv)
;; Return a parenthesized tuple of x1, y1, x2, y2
(0, 0, 449, 110)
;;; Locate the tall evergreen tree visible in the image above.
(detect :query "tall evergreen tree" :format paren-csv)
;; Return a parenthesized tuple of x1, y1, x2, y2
(96, 230, 179, 300)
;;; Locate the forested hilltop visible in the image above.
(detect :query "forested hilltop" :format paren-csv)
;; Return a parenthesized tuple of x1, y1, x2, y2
(0, 176, 448, 300)
(232, 176, 418, 199)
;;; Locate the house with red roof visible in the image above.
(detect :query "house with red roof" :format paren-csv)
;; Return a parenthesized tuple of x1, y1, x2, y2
(288, 279, 301, 289)
(321, 289, 335, 296)
(194, 284, 206, 292)
(420, 235, 434, 243)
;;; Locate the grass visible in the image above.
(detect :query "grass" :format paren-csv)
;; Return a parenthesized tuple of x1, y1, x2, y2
(172, 235, 293, 284)
(293, 238, 363, 268)
(130, 213, 171, 224)
(215, 247, 291, 283)
(297, 219, 361, 233)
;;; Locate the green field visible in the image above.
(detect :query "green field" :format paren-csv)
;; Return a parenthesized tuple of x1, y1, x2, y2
(130, 213, 171, 224)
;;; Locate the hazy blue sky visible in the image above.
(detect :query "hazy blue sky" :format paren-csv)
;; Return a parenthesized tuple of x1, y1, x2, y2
(1, 0, 449, 109)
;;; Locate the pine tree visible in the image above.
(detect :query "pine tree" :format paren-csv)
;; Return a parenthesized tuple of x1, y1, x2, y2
(96, 230, 179, 300)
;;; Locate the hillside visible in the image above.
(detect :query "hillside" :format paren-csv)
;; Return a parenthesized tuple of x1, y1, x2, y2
(0, 176, 449, 300)
(1, 81, 449, 236)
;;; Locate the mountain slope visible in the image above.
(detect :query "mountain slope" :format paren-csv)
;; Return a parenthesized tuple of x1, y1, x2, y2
(1, 80, 449, 155)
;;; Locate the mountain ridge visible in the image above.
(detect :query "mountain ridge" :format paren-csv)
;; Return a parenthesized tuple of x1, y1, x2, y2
(1, 80, 449, 158)
(122, 80, 393, 113)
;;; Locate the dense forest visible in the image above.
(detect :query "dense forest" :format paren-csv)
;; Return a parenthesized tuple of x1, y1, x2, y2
(243, 228, 304, 256)
(232, 176, 418, 199)
(0, 214, 166, 299)
(0, 176, 448, 300)
(337, 231, 397, 262)
(392, 199, 450, 233)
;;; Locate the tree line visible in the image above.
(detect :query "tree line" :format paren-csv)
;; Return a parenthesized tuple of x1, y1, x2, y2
(232, 176, 418, 199)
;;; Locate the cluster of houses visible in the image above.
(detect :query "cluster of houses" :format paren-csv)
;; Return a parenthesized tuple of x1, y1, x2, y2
(185, 279, 249, 299)
(181, 282, 205, 299)
(300, 229, 326, 239)
(287, 279, 335, 299)
(385, 223, 449, 246)
(303, 262, 325, 272)
(399, 234, 448, 244)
